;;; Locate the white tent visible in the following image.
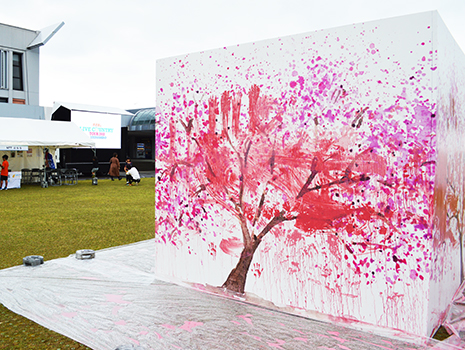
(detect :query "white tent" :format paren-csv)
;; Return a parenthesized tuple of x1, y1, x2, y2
(0, 117, 95, 148)
(0, 117, 95, 172)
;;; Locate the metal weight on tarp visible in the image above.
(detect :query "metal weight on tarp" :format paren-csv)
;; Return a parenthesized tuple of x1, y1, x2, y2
(75, 249, 95, 260)
(23, 255, 44, 266)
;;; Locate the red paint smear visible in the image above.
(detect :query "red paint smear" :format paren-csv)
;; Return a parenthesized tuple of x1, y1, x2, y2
(208, 96, 219, 134)
(327, 233, 342, 260)
(295, 194, 353, 232)
(219, 237, 243, 257)
(169, 116, 176, 159)
(248, 85, 261, 133)
(221, 91, 231, 136)
(286, 230, 304, 245)
(231, 91, 242, 136)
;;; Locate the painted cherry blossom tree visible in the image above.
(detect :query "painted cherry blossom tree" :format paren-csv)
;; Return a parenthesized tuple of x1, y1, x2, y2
(154, 69, 425, 293)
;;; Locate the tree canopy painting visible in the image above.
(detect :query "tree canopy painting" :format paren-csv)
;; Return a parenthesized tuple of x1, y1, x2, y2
(155, 59, 436, 294)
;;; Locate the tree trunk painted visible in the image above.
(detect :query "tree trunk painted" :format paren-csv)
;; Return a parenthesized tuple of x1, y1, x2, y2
(222, 239, 260, 293)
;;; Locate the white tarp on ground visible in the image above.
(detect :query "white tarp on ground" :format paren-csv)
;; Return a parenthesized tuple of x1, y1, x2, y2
(0, 117, 95, 171)
(0, 240, 464, 350)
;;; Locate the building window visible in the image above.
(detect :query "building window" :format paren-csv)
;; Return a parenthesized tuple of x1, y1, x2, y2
(0, 97, 8, 103)
(12, 52, 23, 91)
(0, 50, 7, 89)
(12, 98, 25, 104)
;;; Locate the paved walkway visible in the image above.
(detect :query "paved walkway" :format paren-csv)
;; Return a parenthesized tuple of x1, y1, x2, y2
(0, 240, 463, 350)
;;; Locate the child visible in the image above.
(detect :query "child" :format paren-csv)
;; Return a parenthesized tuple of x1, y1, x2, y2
(124, 158, 132, 184)
(0, 154, 9, 190)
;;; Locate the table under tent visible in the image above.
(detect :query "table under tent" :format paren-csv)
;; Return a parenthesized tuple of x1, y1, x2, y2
(0, 117, 95, 188)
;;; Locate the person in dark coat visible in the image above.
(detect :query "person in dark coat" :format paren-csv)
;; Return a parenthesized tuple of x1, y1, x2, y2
(109, 153, 121, 180)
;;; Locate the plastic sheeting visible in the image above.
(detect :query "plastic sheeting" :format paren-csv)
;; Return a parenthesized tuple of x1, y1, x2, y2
(444, 280, 465, 339)
(0, 240, 463, 350)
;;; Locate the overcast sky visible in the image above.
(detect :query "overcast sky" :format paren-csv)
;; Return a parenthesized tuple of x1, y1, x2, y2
(0, 0, 464, 110)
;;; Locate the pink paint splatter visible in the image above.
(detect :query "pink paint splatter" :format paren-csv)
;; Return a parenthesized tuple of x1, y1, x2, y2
(237, 314, 254, 325)
(219, 237, 243, 257)
(179, 321, 203, 332)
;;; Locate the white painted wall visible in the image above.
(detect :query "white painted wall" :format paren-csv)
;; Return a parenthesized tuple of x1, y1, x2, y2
(155, 11, 464, 337)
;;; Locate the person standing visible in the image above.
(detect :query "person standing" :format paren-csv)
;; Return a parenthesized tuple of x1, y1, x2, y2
(109, 153, 121, 181)
(45, 148, 55, 170)
(44, 148, 55, 184)
(0, 154, 9, 190)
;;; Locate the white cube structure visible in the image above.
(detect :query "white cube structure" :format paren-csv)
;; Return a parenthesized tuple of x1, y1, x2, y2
(155, 11, 465, 337)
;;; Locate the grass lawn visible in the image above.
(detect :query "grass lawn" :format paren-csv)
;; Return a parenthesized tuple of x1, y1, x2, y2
(0, 177, 154, 349)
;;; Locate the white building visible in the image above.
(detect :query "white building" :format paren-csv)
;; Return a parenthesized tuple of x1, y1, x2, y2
(0, 21, 63, 119)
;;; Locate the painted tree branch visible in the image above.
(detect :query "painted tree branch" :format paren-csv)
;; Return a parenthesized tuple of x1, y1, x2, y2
(253, 187, 268, 226)
(256, 211, 297, 243)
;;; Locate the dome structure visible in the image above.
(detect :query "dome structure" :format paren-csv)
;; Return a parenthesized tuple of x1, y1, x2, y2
(128, 108, 155, 131)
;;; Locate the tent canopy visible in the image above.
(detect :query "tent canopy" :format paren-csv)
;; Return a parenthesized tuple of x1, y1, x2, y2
(0, 117, 95, 148)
